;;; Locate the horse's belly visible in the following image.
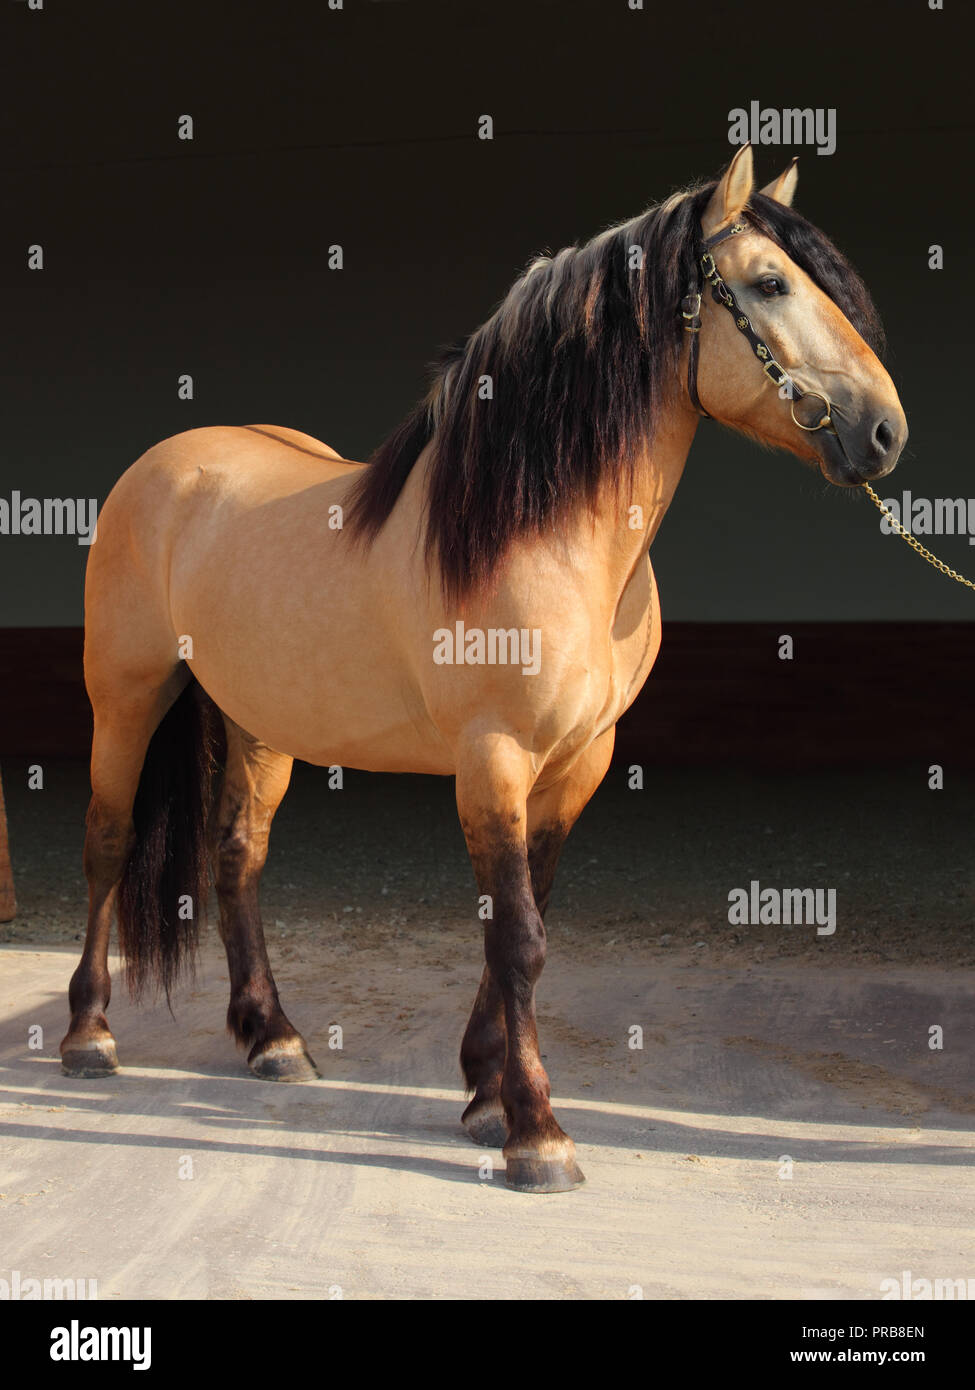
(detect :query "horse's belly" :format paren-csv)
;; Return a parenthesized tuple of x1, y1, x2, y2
(187, 630, 454, 774)
(166, 491, 452, 772)
(173, 564, 451, 772)
(183, 554, 662, 780)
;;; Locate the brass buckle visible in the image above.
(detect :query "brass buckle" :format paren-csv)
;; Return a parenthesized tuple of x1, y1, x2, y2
(763, 359, 788, 388)
(790, 390, 833, 432)
(700, 252, 717, 280)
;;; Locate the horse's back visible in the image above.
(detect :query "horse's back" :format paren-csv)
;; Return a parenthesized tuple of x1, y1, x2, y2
(112, 424, 358, 495)
(93, 424, 366, 571)
(239, 424, 351, 463)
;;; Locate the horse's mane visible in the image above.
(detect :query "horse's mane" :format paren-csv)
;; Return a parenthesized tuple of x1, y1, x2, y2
(347, 180, 885, 601)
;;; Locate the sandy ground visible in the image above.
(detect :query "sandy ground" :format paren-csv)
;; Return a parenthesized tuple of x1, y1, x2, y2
(2, 944, 974, 1300)
(1, 761, 973, 1299)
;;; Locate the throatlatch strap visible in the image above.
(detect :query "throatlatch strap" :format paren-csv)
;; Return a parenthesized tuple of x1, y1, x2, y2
(681, 283, 707, 416)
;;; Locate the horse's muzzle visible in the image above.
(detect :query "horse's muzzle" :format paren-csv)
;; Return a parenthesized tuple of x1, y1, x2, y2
(817, 407, 908, 487)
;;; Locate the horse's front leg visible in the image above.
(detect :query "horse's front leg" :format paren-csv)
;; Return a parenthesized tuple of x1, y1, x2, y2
(460, 729, 616, 1168)
(457, 733, 612, 1192)
(458, 806, 579, 1149)
(459, 963, 507, 1147)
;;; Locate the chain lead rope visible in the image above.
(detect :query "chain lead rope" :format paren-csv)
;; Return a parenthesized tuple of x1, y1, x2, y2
(861, 482, 975, 592)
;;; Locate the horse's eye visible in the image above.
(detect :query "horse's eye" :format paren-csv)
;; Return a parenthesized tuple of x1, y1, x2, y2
(756, 276, 783, 297)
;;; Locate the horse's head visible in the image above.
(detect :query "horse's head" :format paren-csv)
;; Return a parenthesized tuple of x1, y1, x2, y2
(689, 144, 907, 485)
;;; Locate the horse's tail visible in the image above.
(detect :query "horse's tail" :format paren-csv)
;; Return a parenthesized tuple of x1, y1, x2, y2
(117, 680, 219, 1002)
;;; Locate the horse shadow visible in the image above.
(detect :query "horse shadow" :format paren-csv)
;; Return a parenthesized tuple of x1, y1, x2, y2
(2, 951, 972, 1187)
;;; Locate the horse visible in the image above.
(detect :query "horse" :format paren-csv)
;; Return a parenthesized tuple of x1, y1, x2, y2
(60, 144, 907, 1193)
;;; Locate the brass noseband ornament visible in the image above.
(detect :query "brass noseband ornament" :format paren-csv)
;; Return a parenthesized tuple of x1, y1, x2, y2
(682, 221, 834, 433)
(790, 390, 832, 432)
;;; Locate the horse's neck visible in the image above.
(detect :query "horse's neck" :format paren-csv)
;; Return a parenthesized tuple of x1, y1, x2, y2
(589, 401, 699, 589)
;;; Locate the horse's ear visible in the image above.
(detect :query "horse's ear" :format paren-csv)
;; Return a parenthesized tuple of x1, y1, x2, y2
(759, 157, 799, 207)
(701, 144, 754, 237)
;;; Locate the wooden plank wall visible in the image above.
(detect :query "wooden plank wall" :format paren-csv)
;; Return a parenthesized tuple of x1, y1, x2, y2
(0, 624, 972, 768)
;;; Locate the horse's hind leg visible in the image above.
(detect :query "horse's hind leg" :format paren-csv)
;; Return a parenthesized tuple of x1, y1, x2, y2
(460, 729, 615, 1162)
(211, 717, 318, 1082)
(61, 677, 186, 1076)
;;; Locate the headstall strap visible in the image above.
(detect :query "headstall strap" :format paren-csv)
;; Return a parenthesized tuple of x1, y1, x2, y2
(682, 220, 834, 433)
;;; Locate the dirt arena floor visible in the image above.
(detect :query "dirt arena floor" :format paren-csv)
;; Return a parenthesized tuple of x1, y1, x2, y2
(1, 760, 973, 1299)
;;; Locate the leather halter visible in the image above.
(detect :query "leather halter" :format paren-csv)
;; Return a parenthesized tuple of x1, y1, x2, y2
(681, 221, 833, 432)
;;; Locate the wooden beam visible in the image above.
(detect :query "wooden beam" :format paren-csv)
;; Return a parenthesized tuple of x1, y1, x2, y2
(0, 767, 15, 922)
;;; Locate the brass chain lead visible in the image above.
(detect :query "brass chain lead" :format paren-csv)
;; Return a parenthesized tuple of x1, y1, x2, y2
(861, 482, 975, 591)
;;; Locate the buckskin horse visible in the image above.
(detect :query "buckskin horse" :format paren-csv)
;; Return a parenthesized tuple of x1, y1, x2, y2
(61, 145, 907, 1192)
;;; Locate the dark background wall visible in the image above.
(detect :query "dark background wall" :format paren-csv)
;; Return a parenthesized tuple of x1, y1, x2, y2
(1, 0, 972, 627)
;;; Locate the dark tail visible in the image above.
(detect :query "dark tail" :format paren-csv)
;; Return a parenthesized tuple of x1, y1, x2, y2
(118, 680, 219, 1002)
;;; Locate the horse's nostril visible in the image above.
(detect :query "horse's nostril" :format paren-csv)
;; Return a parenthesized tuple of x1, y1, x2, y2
(874, 418, 894, 454)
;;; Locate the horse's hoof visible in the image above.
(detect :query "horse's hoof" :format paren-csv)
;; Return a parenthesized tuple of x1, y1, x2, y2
(504, 1155, 586, 1194)
(249, 1042, 320, 1082)
(462, 1102, 508, 1149)
(60, 1038, 119, 1078)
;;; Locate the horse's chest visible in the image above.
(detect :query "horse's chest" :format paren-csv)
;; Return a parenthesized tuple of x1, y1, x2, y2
(604, 553, 662, 720)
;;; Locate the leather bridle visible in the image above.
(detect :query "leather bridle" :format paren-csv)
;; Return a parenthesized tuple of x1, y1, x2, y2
(681, 220, 834, 433)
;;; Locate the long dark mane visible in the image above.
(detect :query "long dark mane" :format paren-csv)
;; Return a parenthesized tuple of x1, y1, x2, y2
(347, 181, 884, 601)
